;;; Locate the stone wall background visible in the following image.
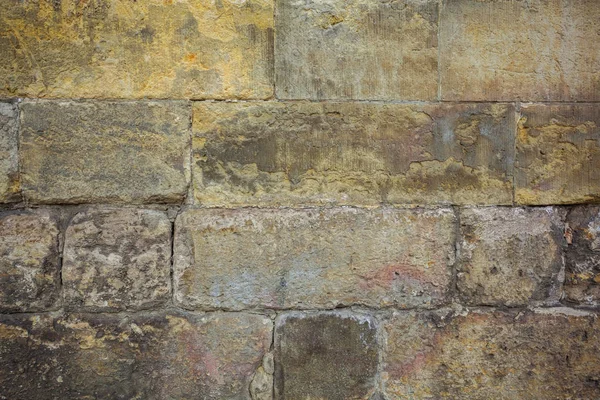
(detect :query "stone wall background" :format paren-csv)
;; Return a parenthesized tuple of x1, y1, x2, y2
(0, 0, 599, 399)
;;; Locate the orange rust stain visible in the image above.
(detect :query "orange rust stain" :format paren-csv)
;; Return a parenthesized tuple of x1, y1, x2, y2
(184, 53, 197, 63)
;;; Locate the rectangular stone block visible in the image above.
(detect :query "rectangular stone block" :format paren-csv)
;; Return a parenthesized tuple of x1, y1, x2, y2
(515, 104, 600, 205)
(0, 312, 272, 400)
(193, 102, 515, 206)
(440, 0, 600, 101)
(458, 207, 565, 306)
(274, 312, 379, 400)
(0, 103, 19, 202)
(564, 206, 600, 306)
(0, 0, 274, 99)
(275, 0, 438, 100)
(63, 208, 172, 311)
(20, 101, 190, 204)
(174, 207, 456, 310)
(0, 209, 61, 312)
(383, 308, 600, 399)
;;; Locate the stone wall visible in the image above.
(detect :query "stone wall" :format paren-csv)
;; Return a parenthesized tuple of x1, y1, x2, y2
(1, 0, 599, 399)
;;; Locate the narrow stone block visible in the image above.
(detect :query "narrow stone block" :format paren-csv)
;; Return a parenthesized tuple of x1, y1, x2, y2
(0, 103, 19, 202)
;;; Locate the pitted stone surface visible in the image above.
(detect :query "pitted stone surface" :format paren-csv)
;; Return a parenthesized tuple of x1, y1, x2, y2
(458, 207, 565, 306)
(515, 104, 600, 205)
(440, 0, 600, 101)
(565, 206, 600, 305)
(0, 0, 274, 99)
(174, 207, 456, 310)
(20, 101, 190, 204)
(63, 208, 172, 311)
(0, 103, 19, 202)
(274, 312, 378, 400)
(0, 210, 60, 312)
(0, 312, 272, 400)
(193, 102, 515, 206)
(383, 309, 600, 399)
(275, 0, 438, 100)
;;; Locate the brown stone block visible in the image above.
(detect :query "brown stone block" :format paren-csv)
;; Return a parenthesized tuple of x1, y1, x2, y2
(440, 0, 600, 101)
(0, 103, 19, 202)
(20, 100, 190, 204)
(515, 104, 600, 205)
(63, 208, 172, 311)
(193, 101, 515, 206)
(0, 0, 274, 99)
(383, 308, 600, 399)
(275, 0, 438, 100)
(0, 209, 61, 312)
(174, 207, 456, 310)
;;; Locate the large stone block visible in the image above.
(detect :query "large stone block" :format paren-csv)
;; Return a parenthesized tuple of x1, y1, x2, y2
(275, 0, 438, 100)
(515, 104, 600, 205)
(0, 103, 19, 202)
(174, 207, 456, 310)
(0, 210, 60, 312)
(20, 101, 190, 204)
(193, 102, 515, 206)
(564, 206, 600, 305)
(440, 0, 600, 101)
(274, 312, 379, 400)
(383, 308, 600, 399)
(63, 208, 172, 311)
(458, 207, 565, 306)
(0, 0, 274, 99)
(0, 312, 272, 400)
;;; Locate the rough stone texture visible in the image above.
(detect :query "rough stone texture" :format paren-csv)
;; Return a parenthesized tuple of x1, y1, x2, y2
(515, 104, 600, 205)
(174, 207, 456, 310)
(564, 206, 600, 306)
(20, 101, 190, 204)
(0, 103, 19, 202)
(458, 207, 565, 306)
(440, 0, 600, 101)
(274, 312, 378, 400)
(0, 0, 274, 99)
(63, 208, 172, 311)
(0, 312, 272, 400)
(383, 308, 600, 399)
(275, 0, 437, 100)
(193, 102, 514, 206)
(0, 210, 60, 312)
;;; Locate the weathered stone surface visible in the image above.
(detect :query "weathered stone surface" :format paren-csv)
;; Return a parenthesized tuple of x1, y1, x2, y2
(193, 102, 514, 206)
(458, 207, 565, 306)
(0, 103, 19, 202)
(275, 312, 378, 400)
(383, 308, 600, 399)
(515, 104, 600, 205)
(0, 210, 60, 312)
(0, 312, 272, 400)
(63, 208, 172, 311)
(564, 206, 600, 305)
(275, 0, 438, 100)
(0, 0, 274, 99)
(440, 0, 600, 101)
(174, 207, 456, 310)
(20, 101, 190, 204)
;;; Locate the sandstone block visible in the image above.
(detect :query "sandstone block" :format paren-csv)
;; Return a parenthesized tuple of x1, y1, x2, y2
(0, 103, 19, 202)
(0, 0, 274, 99)
(383, 308, 600, 399)
(193, 102, 514, 206)
(0, 312, 272, 400)
(63, 208, 172, 311)
(515, 104, 600, 205)
(174, 207, 456, 310)
(20, 101, 190, 204)
(458, 207, 565, 306)
(275, 0, 438, 100)
(564, 206, 600, 305)
(0, 210, 60, 312)
(274, 312, 378, 400)
(440, 0, 600, 101)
